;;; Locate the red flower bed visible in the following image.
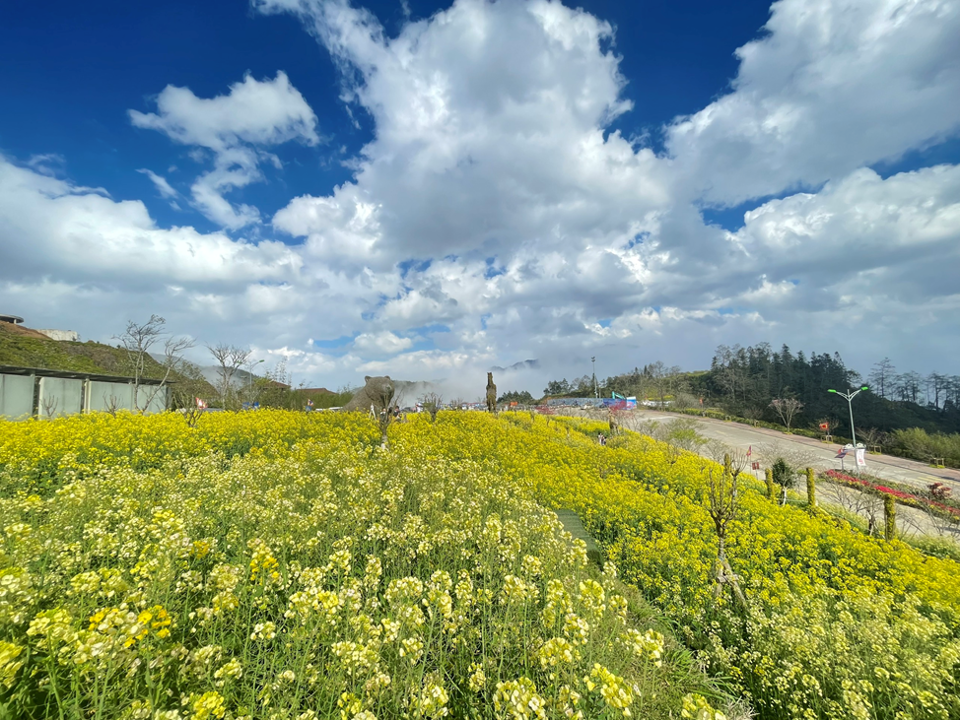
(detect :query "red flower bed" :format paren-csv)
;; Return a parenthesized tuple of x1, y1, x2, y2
(822, 470, 960, 518)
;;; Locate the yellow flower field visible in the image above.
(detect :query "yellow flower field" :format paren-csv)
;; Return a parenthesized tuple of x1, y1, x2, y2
(0, 410, 713, 720)
(1, 409, 958, 719)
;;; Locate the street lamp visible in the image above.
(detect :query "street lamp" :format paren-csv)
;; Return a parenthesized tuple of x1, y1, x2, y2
(591, 356, 598, 399)
(827, 386, 869, 448)
(245, 359, 266, 400)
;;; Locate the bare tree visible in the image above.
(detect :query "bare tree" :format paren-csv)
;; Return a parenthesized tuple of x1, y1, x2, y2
(671, 391, 698, 410)
(858, 427, 884, 451)
(704, 443, 749, 499)
(419, 392, 443, 422)
(664, 417, 708, 454)
(168, 359, 212, 427)
(755, 440, 822, 473)
(116, 315, 194, 414)
(706, 468, 747, 607)
(769, 397, 803, 431)
(207, 343, 253, 410)
(868, 358, 896, 400)
(102, 393, 123, 417)
(40, 395, 59, 419)
(926, 373, 949, 411)
(818, 480, 884, 536)
(704, 440, 730, 466)
(727, 448, 749, 483)
(647, 362, 683, 407)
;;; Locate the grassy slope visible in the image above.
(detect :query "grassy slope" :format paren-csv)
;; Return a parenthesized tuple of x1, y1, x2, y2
(1, 323, 173, 379)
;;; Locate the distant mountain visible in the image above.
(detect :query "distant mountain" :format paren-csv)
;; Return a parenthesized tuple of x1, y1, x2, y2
(489, 359, 540, 373)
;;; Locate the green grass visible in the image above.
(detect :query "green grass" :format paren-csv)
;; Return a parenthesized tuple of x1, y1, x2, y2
(0, 324, 168, 378)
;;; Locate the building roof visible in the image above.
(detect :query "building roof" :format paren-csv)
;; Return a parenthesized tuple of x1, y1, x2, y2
(0, 364, 169, 385)
(0, 314, 24, 325)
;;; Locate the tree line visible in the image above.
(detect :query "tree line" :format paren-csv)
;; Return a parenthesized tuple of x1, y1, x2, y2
(117, 315, 354, 413)
(532, 343, 960, 439)
(703, 344, 960, 436)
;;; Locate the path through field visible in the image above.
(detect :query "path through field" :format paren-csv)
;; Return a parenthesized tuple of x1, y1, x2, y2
(632, 410, 960, 542)
(634, 410, 960, 490)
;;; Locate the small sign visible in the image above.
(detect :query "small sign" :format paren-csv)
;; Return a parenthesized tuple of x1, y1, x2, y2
(856, 448, 866, 467)
(819, 422, 829, 431)
(751, 461, 760, 470)
(835, 447, 848, 459)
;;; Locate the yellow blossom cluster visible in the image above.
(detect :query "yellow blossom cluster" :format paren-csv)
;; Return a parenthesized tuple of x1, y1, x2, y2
(393, 411, 960, 719)
(0, 410, 683, 719)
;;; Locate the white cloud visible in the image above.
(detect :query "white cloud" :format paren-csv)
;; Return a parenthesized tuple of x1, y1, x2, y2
(259, 0, 668, 264)
(129, 72, 320, 229)
(26, 153, 66, 177)
(0, 156, 303, 287)
(137, 168, 179, 200)
(358, 349, 485, 376)
(0, 154, 392, 373)
(727, 165, 960, 313)
(666, 0, 960, 206)
(352, 330, 413, 355)
(129, 71, 319, 151)
(3, 0, 960, 395)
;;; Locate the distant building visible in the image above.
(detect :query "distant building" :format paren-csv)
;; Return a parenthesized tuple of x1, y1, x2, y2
(0, 314, 24, 325)
(35, 329, 81, 342)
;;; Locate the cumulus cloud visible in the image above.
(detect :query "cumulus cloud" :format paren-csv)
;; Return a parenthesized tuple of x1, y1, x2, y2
(0, 154, 394, 382)
(259, 0, 669, 265)
(0, 156, 303, 288)
(728, 165, 960, 316)
(666, 0, 960, 206)
(352, 330, 413, 355)
(3, 0, 959, 394)
(129, 72, 320, 229)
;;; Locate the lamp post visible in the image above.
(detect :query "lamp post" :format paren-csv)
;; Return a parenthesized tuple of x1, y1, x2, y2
(591, 356, 598, 399)
(245, 359, 266, 404)
(827, 386, 869, 448)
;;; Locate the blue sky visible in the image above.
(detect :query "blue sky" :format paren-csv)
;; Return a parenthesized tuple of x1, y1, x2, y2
(1, 0, 959, 395)
(1, 0, 782, 233)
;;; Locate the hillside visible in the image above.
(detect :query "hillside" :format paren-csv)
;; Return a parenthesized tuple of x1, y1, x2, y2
(0, 322, 219, 410)
(0, 322, 171, 378)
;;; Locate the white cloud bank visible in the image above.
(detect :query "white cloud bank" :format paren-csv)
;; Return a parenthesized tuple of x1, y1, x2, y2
(130, 72, 321, 229)
(1, 0, 958, 393)
(666, 0, 960, 205)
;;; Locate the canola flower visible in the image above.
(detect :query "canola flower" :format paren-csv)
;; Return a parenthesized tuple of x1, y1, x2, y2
(5, 407, 956, 718)
(0, 410, 682, 719)
(392, 411, 960, 720)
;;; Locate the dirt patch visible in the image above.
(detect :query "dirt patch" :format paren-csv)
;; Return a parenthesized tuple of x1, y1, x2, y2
(0, 322, 51, 340)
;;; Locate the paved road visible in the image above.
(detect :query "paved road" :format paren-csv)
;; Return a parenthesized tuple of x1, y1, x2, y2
(625, 410, 960, 542)
(557, 407, 960, 540)
(631, 409, 960, 494)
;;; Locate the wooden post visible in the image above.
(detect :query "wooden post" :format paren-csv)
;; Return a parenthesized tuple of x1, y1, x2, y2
(884, 494, 896, 541)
